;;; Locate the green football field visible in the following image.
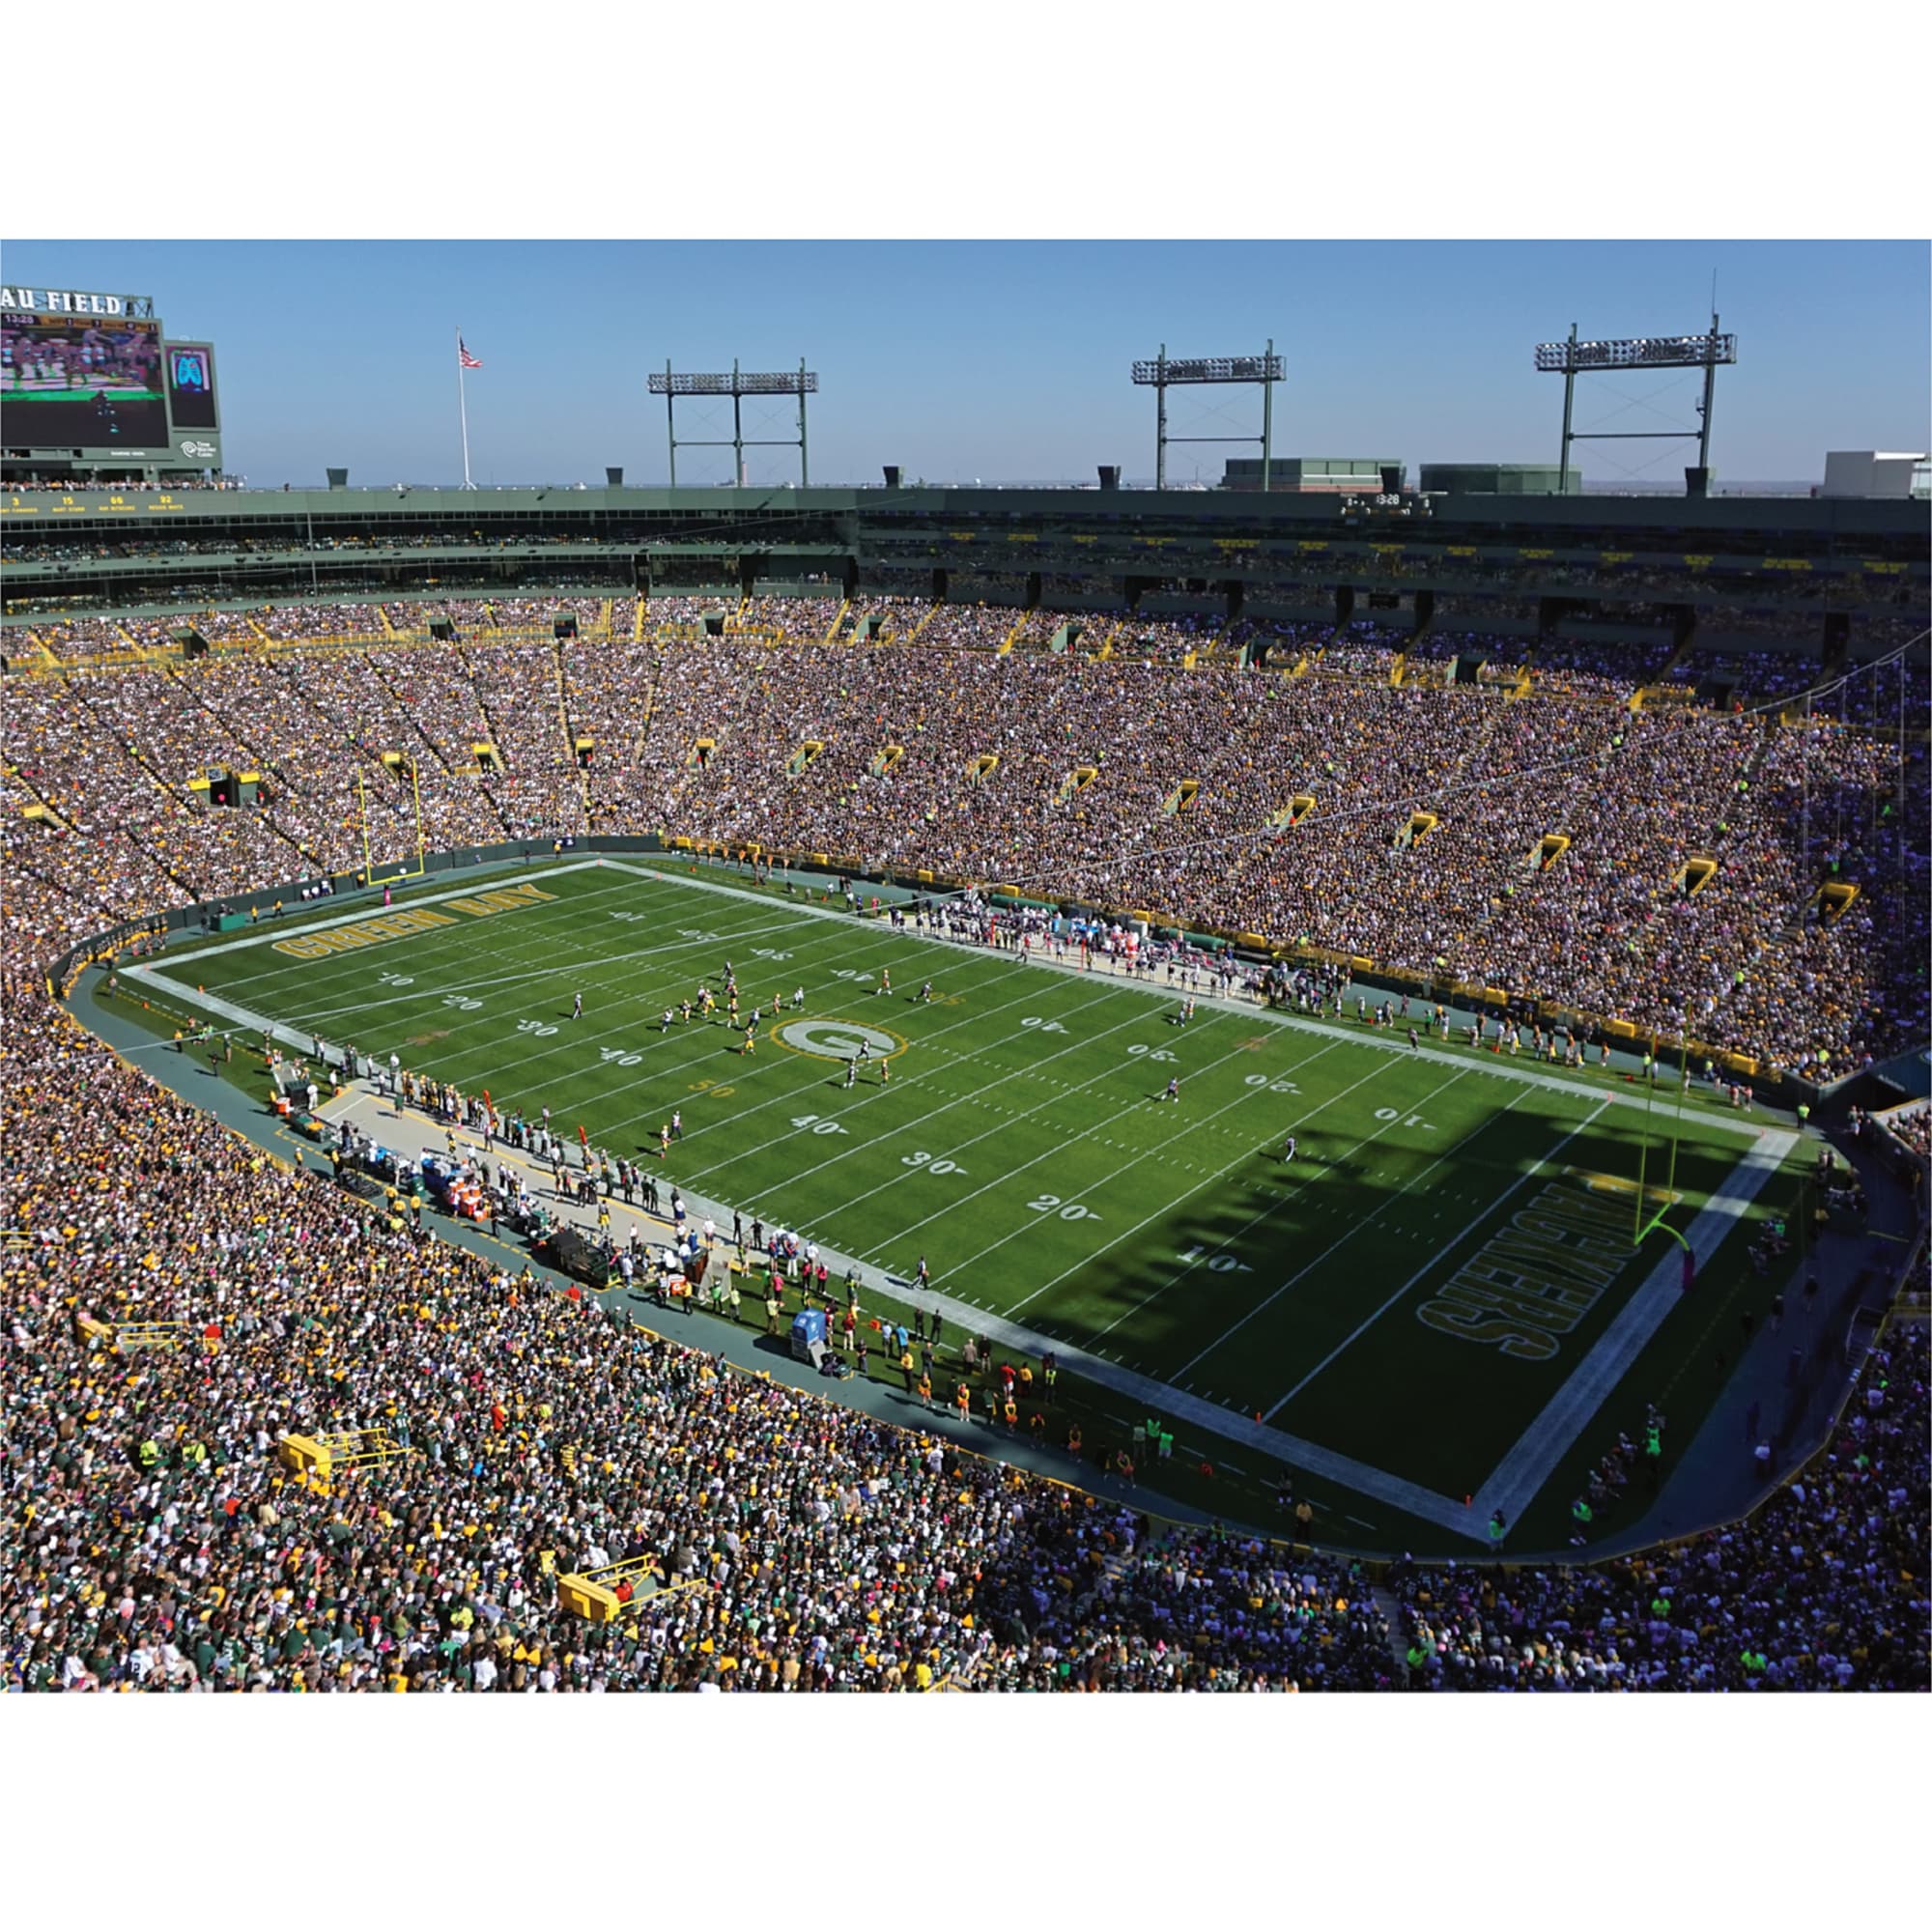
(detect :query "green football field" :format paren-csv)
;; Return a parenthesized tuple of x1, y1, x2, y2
(139, 857, 1804, 1537)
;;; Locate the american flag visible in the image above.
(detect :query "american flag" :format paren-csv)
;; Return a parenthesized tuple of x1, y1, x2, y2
(458, 338, 482, 369)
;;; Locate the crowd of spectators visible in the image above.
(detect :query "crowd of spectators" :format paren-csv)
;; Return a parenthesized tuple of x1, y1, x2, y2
(1850, 610, 1932, 654)
(0, 999, 1411, 1691)
(0, 473, 243, 491)
(1531, 632, 1682, 694)
(1680, 648, 1821, 705)
(916, 603, 1026, 650)
(1392, 1321, 1928, 1690)
(1695, 607, 1831, 647)
(0, 591, 1926, 1694)
(19, 615, 136, 660)
(2, 598, 1924, 1071)
(249, 603, 388, 640)
(639, 595, 737, 631)
(1310, 621, 1411, 677)
(1432, 594, 1539, 624)
(839, 595, 930, 640)
(0, 975, 1918, 1691)
(1710, 721, 1931, 1076)
(1403, 627, 1533, 670)
(728, 596, 839, 639)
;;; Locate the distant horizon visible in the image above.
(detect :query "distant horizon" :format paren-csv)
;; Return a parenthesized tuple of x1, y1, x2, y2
(175, 470, 1856, 497)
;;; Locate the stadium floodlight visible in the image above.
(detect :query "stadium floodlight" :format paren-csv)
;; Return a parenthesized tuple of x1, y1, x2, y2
(1533, 333, 1736, 374)
(1130, 354, 1285, 386)
(1536, 318, 1738, 495)
(648, 359, 818, 486)
(646, 370, 819, 397)
(1129, 343, 1284, 491)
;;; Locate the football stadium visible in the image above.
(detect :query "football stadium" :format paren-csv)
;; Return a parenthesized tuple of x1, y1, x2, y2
(3, 266, 1928, 1702)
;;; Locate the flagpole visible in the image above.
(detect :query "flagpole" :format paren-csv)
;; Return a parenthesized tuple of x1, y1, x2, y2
(456, 326, 473, 489)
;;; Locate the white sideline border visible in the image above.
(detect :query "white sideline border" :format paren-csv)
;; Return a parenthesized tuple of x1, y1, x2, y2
(611, 860, 1776, 1144)
(138, 859, 603, 958)
(1469, 1128, 1796, 1530)
(114, 854, 1799, 1543)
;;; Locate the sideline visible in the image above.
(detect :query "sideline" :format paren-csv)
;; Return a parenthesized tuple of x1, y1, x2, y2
(137, 858, 598, 956)
(611, 861, 1781, 1142)
(108, 858, 1800, 1546)
(1470, 1129, 1797, 1527)
(1256, 1092, 1605, 1415)
(318, 1076, 1480, 1534)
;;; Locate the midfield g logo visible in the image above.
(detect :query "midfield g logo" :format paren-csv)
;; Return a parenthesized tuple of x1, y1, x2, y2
(775, 1017, 904, 1062)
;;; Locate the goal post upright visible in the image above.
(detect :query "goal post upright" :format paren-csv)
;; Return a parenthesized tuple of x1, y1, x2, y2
(1634, 1038, 1691, 1249)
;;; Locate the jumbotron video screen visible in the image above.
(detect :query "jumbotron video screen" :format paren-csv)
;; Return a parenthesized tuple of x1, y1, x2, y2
(0, 313, 167, 446)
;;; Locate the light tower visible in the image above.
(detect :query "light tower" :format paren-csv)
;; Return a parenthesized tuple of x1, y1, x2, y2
(1535, 318, 1737, 495)
(647, 360, 818, 486)
(1130, 344, 1284, 492)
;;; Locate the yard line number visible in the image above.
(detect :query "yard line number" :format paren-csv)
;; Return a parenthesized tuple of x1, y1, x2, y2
(1179, 1243, 1253, 1274)
(1027, 1194, 1101, 1222)
(902, 1150, 967, 1177)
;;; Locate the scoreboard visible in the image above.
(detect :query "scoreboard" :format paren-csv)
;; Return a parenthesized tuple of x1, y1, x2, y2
(0, 287, 221, 471)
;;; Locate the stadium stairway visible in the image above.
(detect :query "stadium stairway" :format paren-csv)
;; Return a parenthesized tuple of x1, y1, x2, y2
(1369, 1583, 1412, 1683)
(365, 650, 466, 782)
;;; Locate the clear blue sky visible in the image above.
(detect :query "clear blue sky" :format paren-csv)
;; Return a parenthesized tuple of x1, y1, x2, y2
(11, 240, 1927, 487)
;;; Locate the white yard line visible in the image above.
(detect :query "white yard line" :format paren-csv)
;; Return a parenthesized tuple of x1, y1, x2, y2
(814, 891, 1777, 1146)
(1468, 1128, 1798, 1530)
(674, 977, 1140, 1199)
(894, 1276, 1479, 1533)
(124, 877, 835, 1094)
(117, 855, 1793, 1546)
(1262, 1095, 1612, 1420)
(158, 851, 1777, 1146)
(1041, 1045, 1423, 1336)
(924, 1029, 1361, 1295)
(1171, 1068, 1502, 1384)
(133, 870, 947, 1127)
(147, 858, 604, 956)
(668, 969, 1117, 1157)
(153, 866, 838, 1021)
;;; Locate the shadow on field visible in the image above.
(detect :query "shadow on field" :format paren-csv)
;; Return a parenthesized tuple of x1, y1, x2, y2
(950, 1106, 1778, 1505)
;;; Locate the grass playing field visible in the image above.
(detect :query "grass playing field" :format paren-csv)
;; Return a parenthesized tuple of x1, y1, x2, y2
(138, 856, 1807, 1545)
